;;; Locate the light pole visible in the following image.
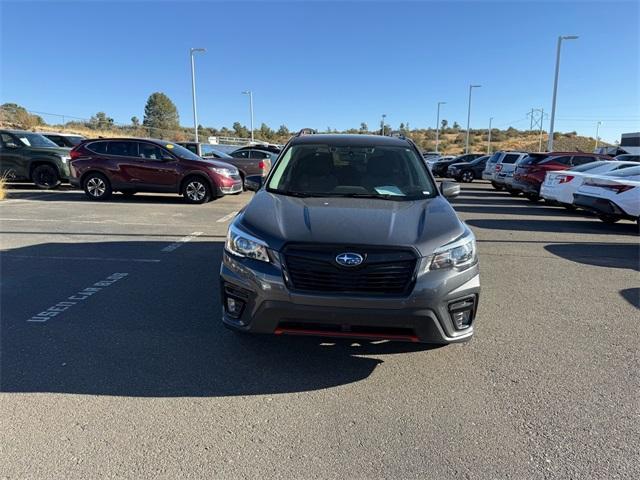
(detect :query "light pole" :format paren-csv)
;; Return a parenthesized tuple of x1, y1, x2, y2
(190, 47, 206, 142)
(242, 91, 254, 143)
(487, 117, 493, 154)
(538, 108, 545, 152)
(465, 84, 481, 154)
(595, 121, 602, 150)
(547, 35, 578, 151)
(435, 101, 446, 153)
(381, 114, 387, 135)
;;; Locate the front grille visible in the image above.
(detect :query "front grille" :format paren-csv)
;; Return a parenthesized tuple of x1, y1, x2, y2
(283, 245, 417, 295)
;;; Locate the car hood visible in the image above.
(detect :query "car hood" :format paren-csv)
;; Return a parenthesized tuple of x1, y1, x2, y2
(190, 158, 238, 170)
(30, 147, 71, 156)
(448, 162, 468, 169)
(237, 191, 466, 256)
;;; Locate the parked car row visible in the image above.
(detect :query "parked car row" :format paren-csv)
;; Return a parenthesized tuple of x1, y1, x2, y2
(0, 129, 282, 203)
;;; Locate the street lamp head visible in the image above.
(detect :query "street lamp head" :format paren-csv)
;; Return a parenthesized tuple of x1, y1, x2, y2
(241, 90, 251, 95)
(470, 84, 482, 88)
(562, 35, 578, 40)
(438, 101, 447, 105)
(190, 47, 206, 54)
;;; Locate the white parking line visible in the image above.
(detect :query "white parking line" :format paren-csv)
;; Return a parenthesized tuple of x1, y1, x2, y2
(216, 211, 238, 223)
(27, 272, 129, 323)
(161, 231, 203, 252)
(1, 254, 160, 263)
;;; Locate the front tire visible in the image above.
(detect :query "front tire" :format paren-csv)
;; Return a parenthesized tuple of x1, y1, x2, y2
(506, 188, 521, 196)
(491, 181, 504, 191)
(182, 176, 212, 204)
(461, 171, 474, 183)
(32, 164, 60, 189)
(526, 193, 540, 202)
(83, 173, 112, 201)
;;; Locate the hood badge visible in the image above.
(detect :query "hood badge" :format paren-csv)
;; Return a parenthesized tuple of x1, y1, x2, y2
(335, 252, 364, 267)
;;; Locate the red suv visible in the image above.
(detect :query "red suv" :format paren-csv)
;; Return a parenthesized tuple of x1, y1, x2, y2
(512, 152, 612, 202)
(69, 138, 242, 203)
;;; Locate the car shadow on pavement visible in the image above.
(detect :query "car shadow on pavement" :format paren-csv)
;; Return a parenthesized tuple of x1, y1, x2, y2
(619, 288, 640, 309)
(544, 243, 639, 271)
(0, 240, 437, 398)
(467, 218, 639, 237)
(4, 188, 199, 205)
(453, 205, 583, 218)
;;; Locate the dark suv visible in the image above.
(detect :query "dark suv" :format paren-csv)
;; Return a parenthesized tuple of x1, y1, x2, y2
(69, 138, 242, 203)
(0, 129, 72, 188)
(431, 153, 484, 177)
(220, 132, 480, 344)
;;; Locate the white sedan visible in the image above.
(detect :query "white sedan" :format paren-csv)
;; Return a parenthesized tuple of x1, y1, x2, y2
(540, 160, 637, 209)
(572, 165, 640, 223)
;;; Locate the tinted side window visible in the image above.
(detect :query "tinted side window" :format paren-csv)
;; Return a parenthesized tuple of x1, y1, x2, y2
(231, 150, 249, 159)
(183, 144, 198, 155)
(46, 135, 64, 147)
(572, 156, 596, 166)
(543, 155, 571, 166)
(502, 154, 520, 164)
(138, 142, 167, 160)
(86, 141, 108, 154)
(107, 141, 138, 157)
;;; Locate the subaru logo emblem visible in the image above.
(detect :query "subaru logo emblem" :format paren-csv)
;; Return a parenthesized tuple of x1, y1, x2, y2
(335, 252, 364, 267)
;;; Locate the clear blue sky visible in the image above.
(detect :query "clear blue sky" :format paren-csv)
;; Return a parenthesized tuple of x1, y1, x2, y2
(1, 0, 638, 142)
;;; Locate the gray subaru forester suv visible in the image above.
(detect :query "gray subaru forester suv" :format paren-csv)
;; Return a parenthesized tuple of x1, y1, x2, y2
(220, 132, 479, 344)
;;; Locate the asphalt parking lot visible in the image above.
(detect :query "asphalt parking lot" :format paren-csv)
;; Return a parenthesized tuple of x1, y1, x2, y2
(1, 182, 638, 479)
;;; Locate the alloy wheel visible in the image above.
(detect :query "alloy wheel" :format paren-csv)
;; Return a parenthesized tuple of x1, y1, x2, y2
(462, 171, 474, 182)
(186, 181, 206, 201)
(87, 177, 106, 197)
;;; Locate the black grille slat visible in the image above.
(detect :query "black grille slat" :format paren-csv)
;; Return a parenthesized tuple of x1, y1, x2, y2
(283, 245, 417, 295)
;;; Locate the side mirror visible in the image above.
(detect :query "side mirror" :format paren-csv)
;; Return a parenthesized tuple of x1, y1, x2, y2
(245, 175, 264, 192)
(6, 142, 20, 149)
(440, 181, 461, 198)
(161, 155, 174, 161)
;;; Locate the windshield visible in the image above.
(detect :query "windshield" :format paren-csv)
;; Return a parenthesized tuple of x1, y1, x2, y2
(16, 132, 59, 148)
(163, 142, 202, 161)
(66, 136, 84, 146)
(202, 144, 232, 158)
(470, 156, 489, 165)
(267, 143, 437, 200)
(487, 152, 501, 163)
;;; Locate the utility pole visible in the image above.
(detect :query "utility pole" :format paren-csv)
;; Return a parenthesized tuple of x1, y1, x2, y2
(190, 47, 206, 142)
(435, 101, 446, 153)
(465, 84, 481, 154)
(242, 91, 254, 143)
(595, 121, 602, 150)
(548, 35, 578, 151)
(381, 114, 387, 135)
(487, 117, 493, 154)
(529, 108, 534, 130)
(538, 108, 545, 152)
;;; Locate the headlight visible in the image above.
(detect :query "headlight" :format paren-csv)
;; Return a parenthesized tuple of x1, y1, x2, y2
(429, 227, 477, 271)
(225, 223, 270, 262)
(210, 167, 237, 177)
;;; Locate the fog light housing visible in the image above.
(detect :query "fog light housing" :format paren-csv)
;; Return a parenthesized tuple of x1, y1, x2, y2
(222, 282, 250, 319)
(448, 297, 476, 330)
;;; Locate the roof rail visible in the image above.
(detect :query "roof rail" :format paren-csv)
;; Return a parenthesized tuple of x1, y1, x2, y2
(295, 128, 317, 137)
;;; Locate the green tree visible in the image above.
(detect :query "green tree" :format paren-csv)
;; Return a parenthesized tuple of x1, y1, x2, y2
(360, 122, 368, 132)
(440, 119, 448, 130)
(232, 122, 249, 138)
(452, 121, 460, 130)
(90, 112, 114, 130)
(277, 125, 290, 137)
(131, 116, 140, 127)
(259, 123, 274, 140)
(143, 92, 179, 139)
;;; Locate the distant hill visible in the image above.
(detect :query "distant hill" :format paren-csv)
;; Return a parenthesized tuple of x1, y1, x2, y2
(0, 102, 608, 154)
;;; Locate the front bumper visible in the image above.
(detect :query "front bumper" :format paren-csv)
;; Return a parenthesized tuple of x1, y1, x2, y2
(220, 252, 480, 344)
(511, 178, 539, 194)
(220, 181, 243, 195)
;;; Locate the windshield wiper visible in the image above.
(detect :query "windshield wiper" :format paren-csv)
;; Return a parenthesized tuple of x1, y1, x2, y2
(333, 193, 398, 199)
